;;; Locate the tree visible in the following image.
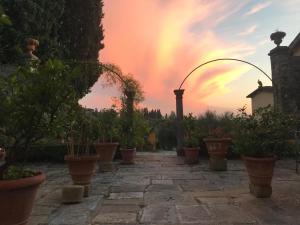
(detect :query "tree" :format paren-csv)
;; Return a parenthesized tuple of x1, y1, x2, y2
(0, 0, 104, 65)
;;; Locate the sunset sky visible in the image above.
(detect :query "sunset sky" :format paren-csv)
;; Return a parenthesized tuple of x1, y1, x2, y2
(80, 0, 300, 115)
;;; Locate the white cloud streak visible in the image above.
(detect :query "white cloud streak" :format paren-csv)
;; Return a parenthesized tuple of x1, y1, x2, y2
(238, 25, 258, 36)
(245, 1, 272, 16)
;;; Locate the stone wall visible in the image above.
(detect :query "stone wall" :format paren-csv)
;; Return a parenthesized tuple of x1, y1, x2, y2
(269, 46, 300, 115)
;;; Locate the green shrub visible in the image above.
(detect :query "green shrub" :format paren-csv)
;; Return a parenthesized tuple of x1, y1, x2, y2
(233, 106, 294, 158)
(0, 59, 84, 180)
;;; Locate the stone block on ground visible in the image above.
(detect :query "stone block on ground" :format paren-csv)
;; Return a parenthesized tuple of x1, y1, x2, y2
(62, 185, 84, 204)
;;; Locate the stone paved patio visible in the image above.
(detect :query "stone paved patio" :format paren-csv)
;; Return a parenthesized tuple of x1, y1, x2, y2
(28, 151, 300, 225)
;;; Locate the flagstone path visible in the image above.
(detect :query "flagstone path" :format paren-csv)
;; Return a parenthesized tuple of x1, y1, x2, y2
(28, 151, 300, 225)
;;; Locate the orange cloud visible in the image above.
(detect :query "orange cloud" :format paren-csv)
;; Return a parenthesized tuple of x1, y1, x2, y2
(82, 0, 255, 114)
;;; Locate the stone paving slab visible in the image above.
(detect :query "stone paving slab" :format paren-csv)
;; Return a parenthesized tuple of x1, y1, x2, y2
(140, 204, 178, 224)
(93, 212, 137, 224)
(110, 184, 147, 193)
(27, 151, 300, 225)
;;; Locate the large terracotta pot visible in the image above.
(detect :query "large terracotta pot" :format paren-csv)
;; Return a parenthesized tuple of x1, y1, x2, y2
(64, 155, 99, 185)
(0, 172, 45, 225)
(120, 148, 136, 165)
(242, 155, 276, 198)
(95, 143, 118, 171)
(204, 138, 231, 171)
(183, 147, 199, 164)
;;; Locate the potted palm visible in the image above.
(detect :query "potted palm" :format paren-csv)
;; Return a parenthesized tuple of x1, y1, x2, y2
(203, 127, 231, 171)
(64, 108, 99, 187)
(183, 114, 200, 164)
(233, 106, 294, 198)
(94, 107, 120, 171)
(0, 59, 79, 225)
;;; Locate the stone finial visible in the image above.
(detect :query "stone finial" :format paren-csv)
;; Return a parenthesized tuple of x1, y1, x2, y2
(25, 38, 39, 61)
(270, 31, 286, 47)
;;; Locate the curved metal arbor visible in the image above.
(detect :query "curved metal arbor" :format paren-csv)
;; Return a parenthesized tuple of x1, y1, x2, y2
(174, 58, 273, 156)
(178, 58, 272, 90)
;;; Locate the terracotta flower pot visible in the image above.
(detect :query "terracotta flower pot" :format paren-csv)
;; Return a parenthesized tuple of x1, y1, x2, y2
(64, 155, 99, 185)
(183, 147, 199, 164)
(242, 155, 276, 198)
(0, 172, 45, 225)
(204, 138, 231, 171)
(95, 143, 118, 171)
(120, 148, 136, 164)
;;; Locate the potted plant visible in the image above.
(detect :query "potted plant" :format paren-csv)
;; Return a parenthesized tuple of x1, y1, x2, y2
(233, 106, 294, 198)
(119, 132, 137, 165)
(0, 59, 79, 225)
(203, 127, 231, 171)
(119, 90, 137, 165)
(183, 114, 200, 164)
(64, 108, 99, 187)
(94, 107, 120, 171)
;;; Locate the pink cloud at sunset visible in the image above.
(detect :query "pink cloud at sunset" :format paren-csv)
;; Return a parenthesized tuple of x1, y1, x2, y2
(80, 0, 300, 114)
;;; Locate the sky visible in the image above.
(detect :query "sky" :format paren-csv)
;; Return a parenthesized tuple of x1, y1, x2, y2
(80, 0, 300, 115)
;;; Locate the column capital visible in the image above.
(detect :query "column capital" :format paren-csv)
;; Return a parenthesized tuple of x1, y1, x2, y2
(268, 46, 290, 56)
(174, 89, 184, 97)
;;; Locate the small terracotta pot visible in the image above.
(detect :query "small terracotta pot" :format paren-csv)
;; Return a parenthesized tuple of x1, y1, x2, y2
(184, 147, 199, 164)
(203, 138, 231, 158)
(0, 172, 45, 225)
(243, 155, 276, 198)
(204, 138, 231, 171)
(95, 143, 118, 172)
(64, 154, 99, 185)
(95, 142, 118, 162)
(120, 148, 136, 164)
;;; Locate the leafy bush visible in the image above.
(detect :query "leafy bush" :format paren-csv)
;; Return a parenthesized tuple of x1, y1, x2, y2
(233, 106, 294, 157)
(60, 107, 101, 156)
(3, 166, 37, 180)
(0, 59, 80, 164)
(183, 113, 199, 147)
(157, 113, 177, 150)
(96, 107, 120, 143)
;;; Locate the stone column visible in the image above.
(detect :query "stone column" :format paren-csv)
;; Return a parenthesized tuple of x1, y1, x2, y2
(174, 89, 184, 156)
(269, 46, 291, 113)
(269, 46, 290, 112)
(268, 31, 297, 114)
